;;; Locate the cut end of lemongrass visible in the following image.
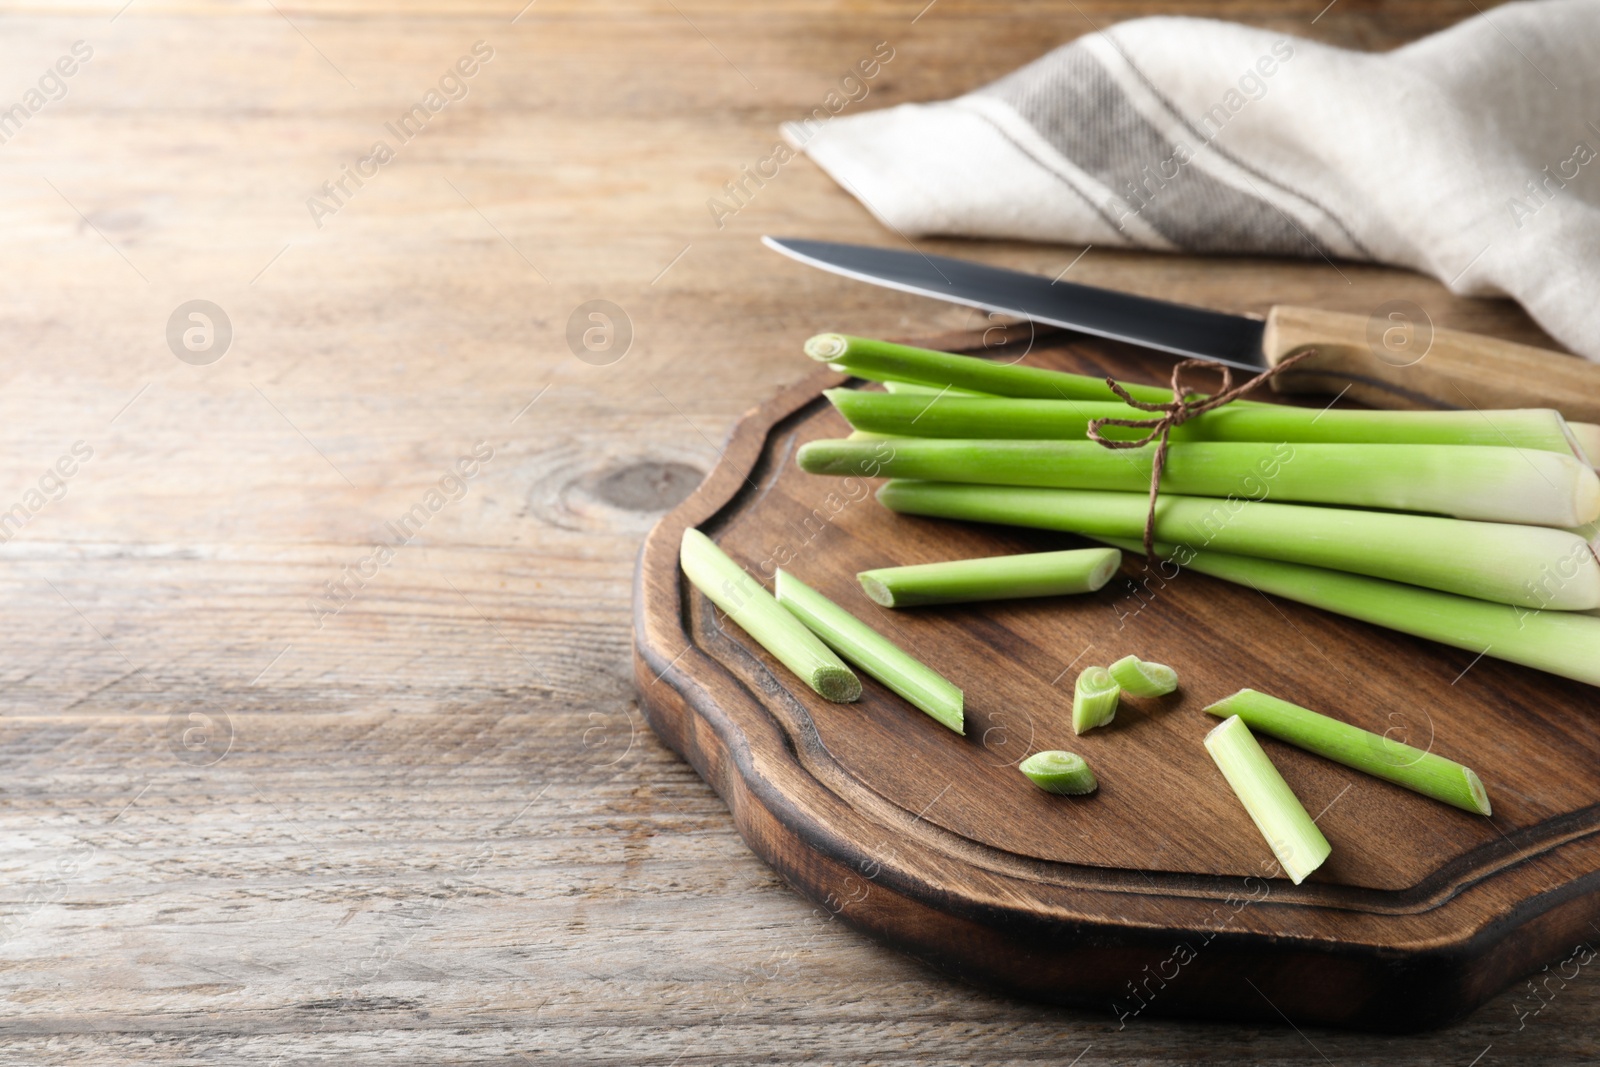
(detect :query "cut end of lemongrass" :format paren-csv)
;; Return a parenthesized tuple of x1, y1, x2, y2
(1087, 550, 1122, 591)
(1465, 768, 1492, 817)
(859, 574, 895, 607)
(1072, 666, 1120, 735)
(1020, 750, 1098, 795)
(1108, 655, 1179, 698)
(813, 664, 863, 703)
(1204, 716, 1330, 885)
(805, 333, 850, 361)
(1577, 466, 1600, 524)
(1570, 422, 1600, 468)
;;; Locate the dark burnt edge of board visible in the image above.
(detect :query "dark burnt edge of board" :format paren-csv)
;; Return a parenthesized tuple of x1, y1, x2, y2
(630, 347, 1600, 1032)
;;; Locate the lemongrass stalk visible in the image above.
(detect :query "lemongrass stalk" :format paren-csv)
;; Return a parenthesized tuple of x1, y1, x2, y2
(858, 548, 1121, 607)
(1091, 534, 1600, 688)
(845, 430, 903, 442)
(680, 530, 861, 702)
(1108, 655, 1178, 697)
(1204, 716, 1330, 885)
(773, 570, 963, 733)
(1020, 750, 1098, 795)
(806, 333, 1182, 405)
(808, 438, 1600, 527)
(824, 389, 1581, 454)
(828, 390, 1162, 443)
(881, 380, 997, 398)
(1072, 667, 1120, 734)
(1205, 689, 1490, 815)
(1571, 422, 1600, 467)
(875, 482, 1600, 610)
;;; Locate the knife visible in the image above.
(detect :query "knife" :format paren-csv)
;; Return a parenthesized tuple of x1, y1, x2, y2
(764, 236, 1600, 423)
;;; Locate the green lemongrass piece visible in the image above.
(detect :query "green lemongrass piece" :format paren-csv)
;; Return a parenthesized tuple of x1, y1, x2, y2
(1092, 534, 1600, 687)
(875, 482, 1600, 610)
(1072, 667, 1120, 734)
(1019, 750, 1099, 795)
(680, 529, 861, 702)
(1107, 655, 1178, 697)
(773, 569, 963, 733)
(1204, 716, 1331, 885)
(857, 548, 1121, 608)
(805, 333, 1181, 405)
(1570, 422, 1600, 467)
(1205, 689, 1490, 815)
(881, 380, 997, 398)
(828, 390, 1168, 444)
(807, 438, 1600, 527)
(824, 389, 1580, 454)
(845, 430, 903, 442)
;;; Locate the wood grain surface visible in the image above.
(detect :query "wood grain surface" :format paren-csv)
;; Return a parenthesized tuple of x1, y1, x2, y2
(0, 0, 1595, 1063)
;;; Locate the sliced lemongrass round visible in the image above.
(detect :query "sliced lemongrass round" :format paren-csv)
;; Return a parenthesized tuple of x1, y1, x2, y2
(1020, 750, 1098, 795)
(1072, 667, 1120, 735)
(857, 548, 1121, 608)
(1107, 655, 1178, 698)
(1570, 422, 1600, 467)
(1205, 689, 1490, 815)
(773, 569, 963, 734)
(1204, 716, 1330, 885)
(679, 529, 861, 702)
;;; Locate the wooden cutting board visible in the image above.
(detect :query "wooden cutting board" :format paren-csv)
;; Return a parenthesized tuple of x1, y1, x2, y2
(631, 327, 1600, 1032)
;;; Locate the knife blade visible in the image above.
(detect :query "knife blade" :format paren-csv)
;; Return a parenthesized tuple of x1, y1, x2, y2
(763, 236, 1267, 372)
(762, 235, 1600, 423)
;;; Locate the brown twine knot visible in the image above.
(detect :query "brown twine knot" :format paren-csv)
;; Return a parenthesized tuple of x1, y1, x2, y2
(1085, 350, 1318, 564)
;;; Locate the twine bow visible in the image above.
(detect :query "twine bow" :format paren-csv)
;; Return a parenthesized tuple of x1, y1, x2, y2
(1085, 350, 1318, 564)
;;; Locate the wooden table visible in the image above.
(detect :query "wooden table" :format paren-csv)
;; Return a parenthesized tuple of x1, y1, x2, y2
(1, 1, 1591, 1062)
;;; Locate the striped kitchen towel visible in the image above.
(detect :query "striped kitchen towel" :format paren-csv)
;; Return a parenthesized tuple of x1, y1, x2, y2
(784, 1, 1600, 360)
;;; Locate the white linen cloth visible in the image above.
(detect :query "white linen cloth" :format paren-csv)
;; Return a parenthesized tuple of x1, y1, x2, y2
(784, 1, 1600, 359)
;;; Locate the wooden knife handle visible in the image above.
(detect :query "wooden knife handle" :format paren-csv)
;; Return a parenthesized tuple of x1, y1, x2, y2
(1262, 304, 1600, 422)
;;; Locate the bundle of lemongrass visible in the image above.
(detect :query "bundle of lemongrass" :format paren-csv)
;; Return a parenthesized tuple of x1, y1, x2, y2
(797, 334, 1600, 689)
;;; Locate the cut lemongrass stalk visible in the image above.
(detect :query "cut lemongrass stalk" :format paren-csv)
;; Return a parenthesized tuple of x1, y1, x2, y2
(1094, 534, 1600, 688)
(1107, 655, 1178, 697)
(1205, 689, 1491, 815)
(1072, 667, 1120, 735)
(1204, 716, 1330, 885)
(1020, 750, 1098, 795)
(1570, 422, 1600, 467)
(858, 548, 1121, 608)
(773, 569, 963, 733)
(680, 529, 861, 703)
(875, 482, 1600, 610)
(824, 390, 1580, 454)
(804, 333, 1184, 405)
(807, 438, 1600, 527)
(881, 380, 997, 398)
